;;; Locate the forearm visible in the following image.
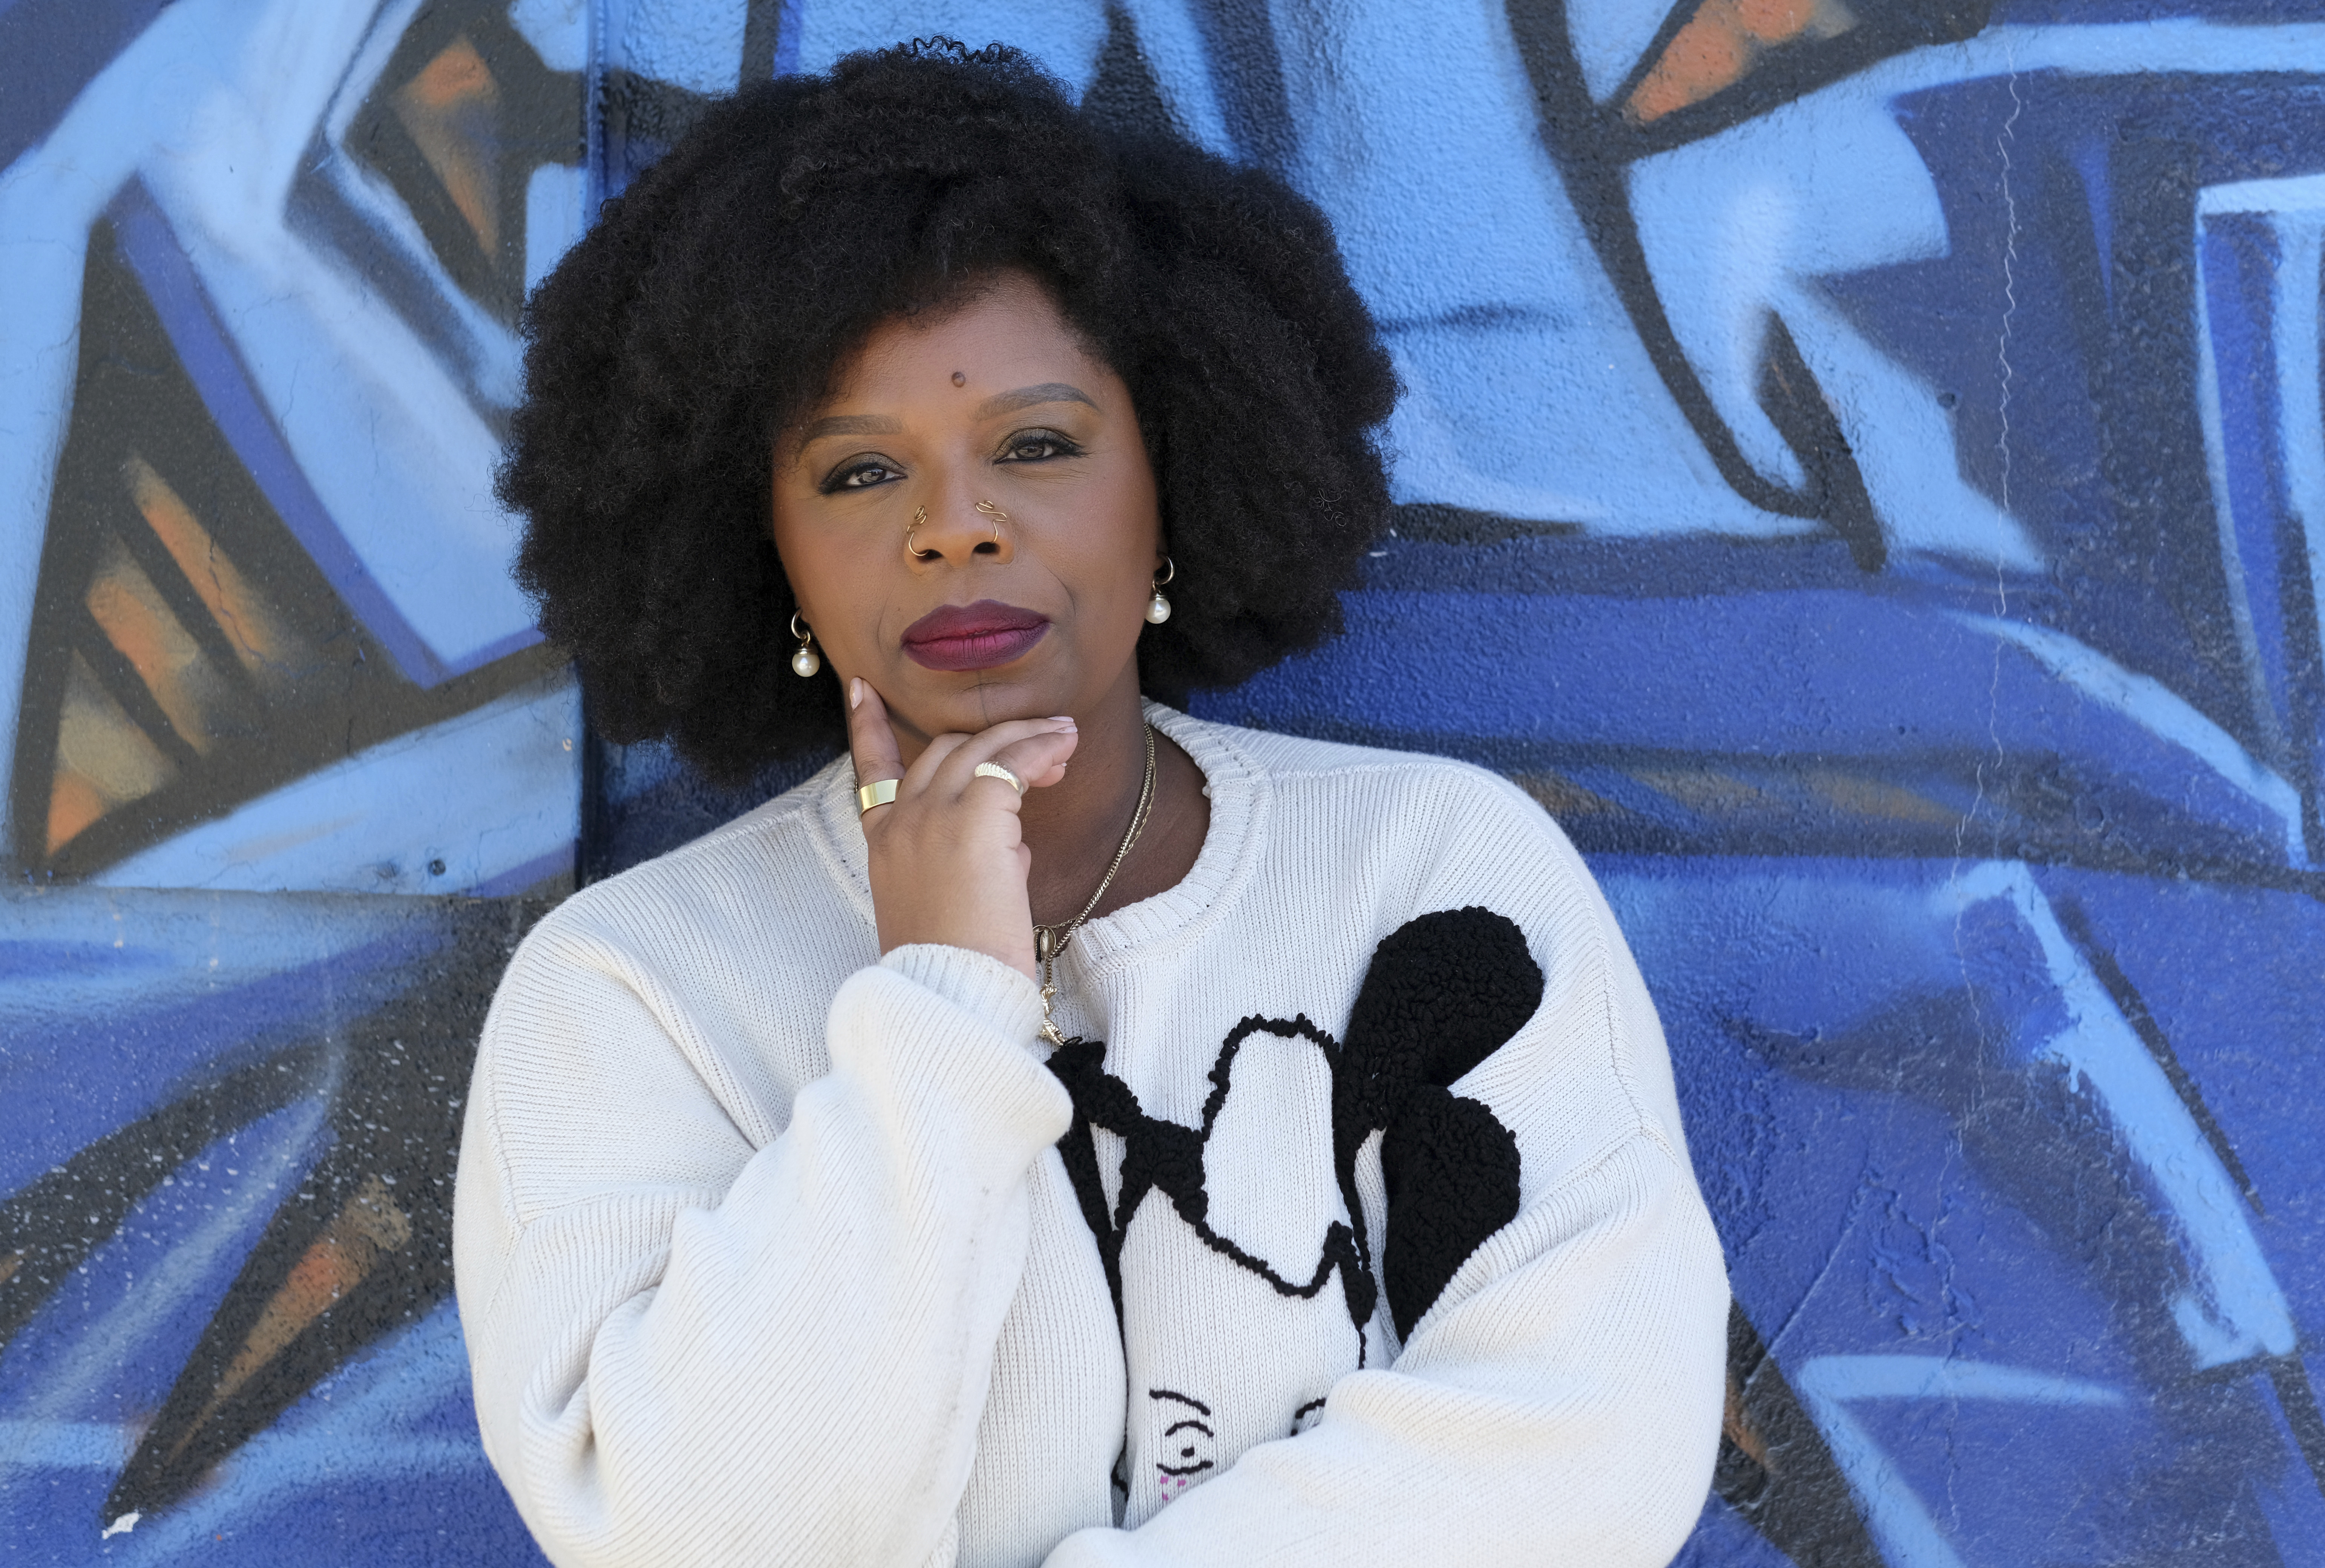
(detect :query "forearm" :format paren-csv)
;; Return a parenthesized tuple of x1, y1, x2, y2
(1044, 1134, 1729, 1568)
(458, 944, 1071, 1568)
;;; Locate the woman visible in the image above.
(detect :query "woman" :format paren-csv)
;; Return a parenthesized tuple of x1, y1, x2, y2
(456, 38, 1727, 1568)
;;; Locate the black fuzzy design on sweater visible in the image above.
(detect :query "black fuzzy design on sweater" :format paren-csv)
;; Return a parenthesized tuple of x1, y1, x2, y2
(1048, 906, 1543, 1347)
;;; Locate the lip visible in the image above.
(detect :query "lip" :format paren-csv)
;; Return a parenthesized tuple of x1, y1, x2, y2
(900, 600, 1051, 672)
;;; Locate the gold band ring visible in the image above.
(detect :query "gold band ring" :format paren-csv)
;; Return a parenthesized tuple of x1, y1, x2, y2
(972, 761, 1025, 795)
(856, 779, 899, 815)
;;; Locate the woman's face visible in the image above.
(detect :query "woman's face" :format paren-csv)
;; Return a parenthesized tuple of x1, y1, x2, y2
(771, 271, 1162, 751)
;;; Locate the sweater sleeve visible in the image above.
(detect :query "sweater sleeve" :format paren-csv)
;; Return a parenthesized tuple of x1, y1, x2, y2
(1043, 768, 1730, 1568)
(453, 929, 1071, 1568)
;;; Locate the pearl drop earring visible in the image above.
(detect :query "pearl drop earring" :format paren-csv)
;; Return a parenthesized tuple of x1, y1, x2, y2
(1145, 558, 1176, 625)
(790, 612, 820, 677)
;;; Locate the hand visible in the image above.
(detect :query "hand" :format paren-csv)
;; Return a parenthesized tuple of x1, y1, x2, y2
(848, 679, 1078, 979)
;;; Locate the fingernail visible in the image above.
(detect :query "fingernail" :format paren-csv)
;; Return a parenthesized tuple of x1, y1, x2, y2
(1050, 715, 1076, 728)
(850, 678, 864, 710)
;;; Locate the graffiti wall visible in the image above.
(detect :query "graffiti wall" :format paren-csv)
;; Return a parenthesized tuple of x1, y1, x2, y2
(5, 0, 2323, 1563)
(0, 0, 584, 1557)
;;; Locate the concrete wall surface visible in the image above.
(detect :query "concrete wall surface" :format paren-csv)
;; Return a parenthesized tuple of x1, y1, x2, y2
(3, 1, 2323, 1563)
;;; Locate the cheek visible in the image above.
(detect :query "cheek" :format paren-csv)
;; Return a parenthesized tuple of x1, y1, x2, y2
(773, 523, 871, 648)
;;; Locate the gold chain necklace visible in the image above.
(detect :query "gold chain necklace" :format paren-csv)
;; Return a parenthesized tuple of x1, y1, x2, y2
(1034, 722, 1156, 1048)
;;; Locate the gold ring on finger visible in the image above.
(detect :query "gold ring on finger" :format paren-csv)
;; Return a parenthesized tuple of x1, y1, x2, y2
(856, 779, 899, 815)
(972, 761, 1025, 796)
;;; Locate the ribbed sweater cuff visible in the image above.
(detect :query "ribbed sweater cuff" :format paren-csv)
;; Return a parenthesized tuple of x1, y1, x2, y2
(880, 944, 1047, 1048)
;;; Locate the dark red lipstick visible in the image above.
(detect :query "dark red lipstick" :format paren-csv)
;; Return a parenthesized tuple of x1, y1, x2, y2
(901, 600, 1051, 672)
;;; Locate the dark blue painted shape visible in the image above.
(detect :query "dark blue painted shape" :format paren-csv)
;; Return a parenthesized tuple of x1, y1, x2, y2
(1197, 587, 2305, 871)
(0, 922, 444, 1197)
(2200, 211, 2324, 841)
(0, 0, 167, 176)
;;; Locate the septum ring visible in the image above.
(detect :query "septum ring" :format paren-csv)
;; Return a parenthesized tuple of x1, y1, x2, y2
(972, 761, 1025, 795)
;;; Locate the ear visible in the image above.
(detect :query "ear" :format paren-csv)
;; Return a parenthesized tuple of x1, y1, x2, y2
(1379, 1086, 1522, 1340)
(1337, 907, 1543, 1145)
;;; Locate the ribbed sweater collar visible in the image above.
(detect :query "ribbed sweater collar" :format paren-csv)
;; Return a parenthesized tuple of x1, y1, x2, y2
(803, 702, 1267, 977)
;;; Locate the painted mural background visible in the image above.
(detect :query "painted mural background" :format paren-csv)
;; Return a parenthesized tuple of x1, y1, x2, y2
(4, 1, 2323, 1563)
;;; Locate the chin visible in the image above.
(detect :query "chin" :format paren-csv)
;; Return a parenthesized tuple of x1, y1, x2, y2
(899, 671, 1064, 733)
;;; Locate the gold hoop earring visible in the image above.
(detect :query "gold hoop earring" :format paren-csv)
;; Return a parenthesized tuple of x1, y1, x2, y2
(789, 612, 820, 677)
(905, 506, 932, 560)
(973, 499, 1008, 545)
(1145, 557, 1175, 625)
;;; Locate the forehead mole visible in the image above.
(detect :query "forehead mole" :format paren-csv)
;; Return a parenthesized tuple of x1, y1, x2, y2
(950, 370, 966, 387)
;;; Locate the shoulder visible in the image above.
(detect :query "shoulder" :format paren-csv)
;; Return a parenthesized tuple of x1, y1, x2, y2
(1168, 711, 1582, 887)
(501, 753, 867, 997)
(472, 755, 870, 1172)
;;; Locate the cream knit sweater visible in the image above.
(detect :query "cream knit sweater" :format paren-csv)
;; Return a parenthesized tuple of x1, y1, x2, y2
(454, 706, 1729, 1568)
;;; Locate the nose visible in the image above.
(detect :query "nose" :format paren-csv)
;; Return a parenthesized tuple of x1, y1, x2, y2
(906, 493, 1013, 567)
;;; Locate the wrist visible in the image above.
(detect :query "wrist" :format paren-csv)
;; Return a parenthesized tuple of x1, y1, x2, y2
(879, 945, 1048, 1041)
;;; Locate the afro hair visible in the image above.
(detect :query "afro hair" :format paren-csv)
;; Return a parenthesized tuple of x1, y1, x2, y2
(500, 38, 1398, 783)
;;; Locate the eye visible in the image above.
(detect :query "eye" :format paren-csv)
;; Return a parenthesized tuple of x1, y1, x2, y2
(996, 429, 1081, 464)
(821, 457, 901, 493)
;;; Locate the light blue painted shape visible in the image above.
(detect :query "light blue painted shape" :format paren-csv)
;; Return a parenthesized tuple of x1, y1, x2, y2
(1937, 862, 2296, 1365)
(90, 678, 580, 895)
(0, 1420, 132, 1473)
(1113, 0, 1231, 149)
(1565, 0, 1681, 103)
(526, 162, 591, 295)
(1248, 0, 1811, 534)
(1954, 612, 2310, 867)
(509, 0, 592, 73)
(145, 177, 543, 678)
(0, 886, 428, 1033)
(1628, 84, 2039, 565)
(1794, 1354, 2128, 1568)
(608, 0, 751, 93)
(787, 0, 1108, 95)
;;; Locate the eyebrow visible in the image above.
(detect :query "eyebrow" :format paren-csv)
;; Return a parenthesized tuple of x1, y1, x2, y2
(976, 382, 1098, 419)
(796, 412, 903, 446)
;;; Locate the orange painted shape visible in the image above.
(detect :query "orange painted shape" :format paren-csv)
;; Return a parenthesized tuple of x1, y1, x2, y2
(1804, 770, 1961, 826)
(85, 536, 237, 754)
(409, 32, 495, 110)
(1733, 0, 1818, 44)
(169, 1175, 412, 1465)
(48, 651, 173, 853)
(396, 34, 501, 254)
(1628, 6, 1752, 124)
(46, 769, 109, 856)
(126, 455, 298, 686)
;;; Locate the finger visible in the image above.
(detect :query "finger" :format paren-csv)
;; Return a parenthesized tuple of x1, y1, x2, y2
(846, 679, 905, 810)
(902, 729, 976, 795)
(932, 716, 1079, 798)
(982, 729, 1080, 792)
